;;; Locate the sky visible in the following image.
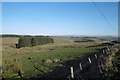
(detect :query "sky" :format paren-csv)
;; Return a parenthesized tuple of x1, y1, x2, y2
(1, 0, 120, 2)
(2, 2, 118, 36)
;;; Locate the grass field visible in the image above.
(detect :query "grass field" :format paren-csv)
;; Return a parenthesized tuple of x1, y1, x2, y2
(2, 37, 110, 78)
(3, 47, 100, 78)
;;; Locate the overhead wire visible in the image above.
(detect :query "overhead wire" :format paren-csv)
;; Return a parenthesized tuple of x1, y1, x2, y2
(91, 0, 114, 29)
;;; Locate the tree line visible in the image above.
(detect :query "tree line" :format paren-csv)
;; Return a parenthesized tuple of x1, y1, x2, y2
(2, 34, 21, 38)
(18, 37, 54, 48)
(1, 34, 50, 38)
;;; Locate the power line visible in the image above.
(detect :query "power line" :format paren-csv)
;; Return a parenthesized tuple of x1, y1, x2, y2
(91, 0, 114, 28)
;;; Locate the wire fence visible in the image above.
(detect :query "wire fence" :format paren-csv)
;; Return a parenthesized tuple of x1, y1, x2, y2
(2, 44, 119, 80)
(68, 44, 118, 80)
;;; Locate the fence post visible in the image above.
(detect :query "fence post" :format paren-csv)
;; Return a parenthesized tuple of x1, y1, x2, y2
(95, 54, 97, 59)
(88, 58, 92, 63)
(70, 67, 74, 79)
(103, 50, 104, 54)
(99, 64, 103, 73)
(79, 63, 82, 71)
(106, 49, 108, 54)
(107, 47, 110, 52)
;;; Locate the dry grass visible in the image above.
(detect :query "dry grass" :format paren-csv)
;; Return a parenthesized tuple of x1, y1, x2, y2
(2, 37, 110, 78)
(2, 37, 19, 49)
(1, 37, 108, 58)
(51, 36, 74, 44)
(2, 37, 109, 57)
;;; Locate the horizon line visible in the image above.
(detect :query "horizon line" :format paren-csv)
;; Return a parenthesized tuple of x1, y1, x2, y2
(1, 33, 118, 37)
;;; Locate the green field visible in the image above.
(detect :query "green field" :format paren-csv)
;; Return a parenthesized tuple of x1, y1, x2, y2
(3, 47, 100, 78)
(2, 37, 109, 78)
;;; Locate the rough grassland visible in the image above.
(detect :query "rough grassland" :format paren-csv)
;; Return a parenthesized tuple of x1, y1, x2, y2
(2, 37, 108, 78)
(3, 47, 98, 78)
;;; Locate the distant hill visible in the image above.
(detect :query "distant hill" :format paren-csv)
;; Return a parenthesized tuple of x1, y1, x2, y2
(96, 36, 118, 41)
